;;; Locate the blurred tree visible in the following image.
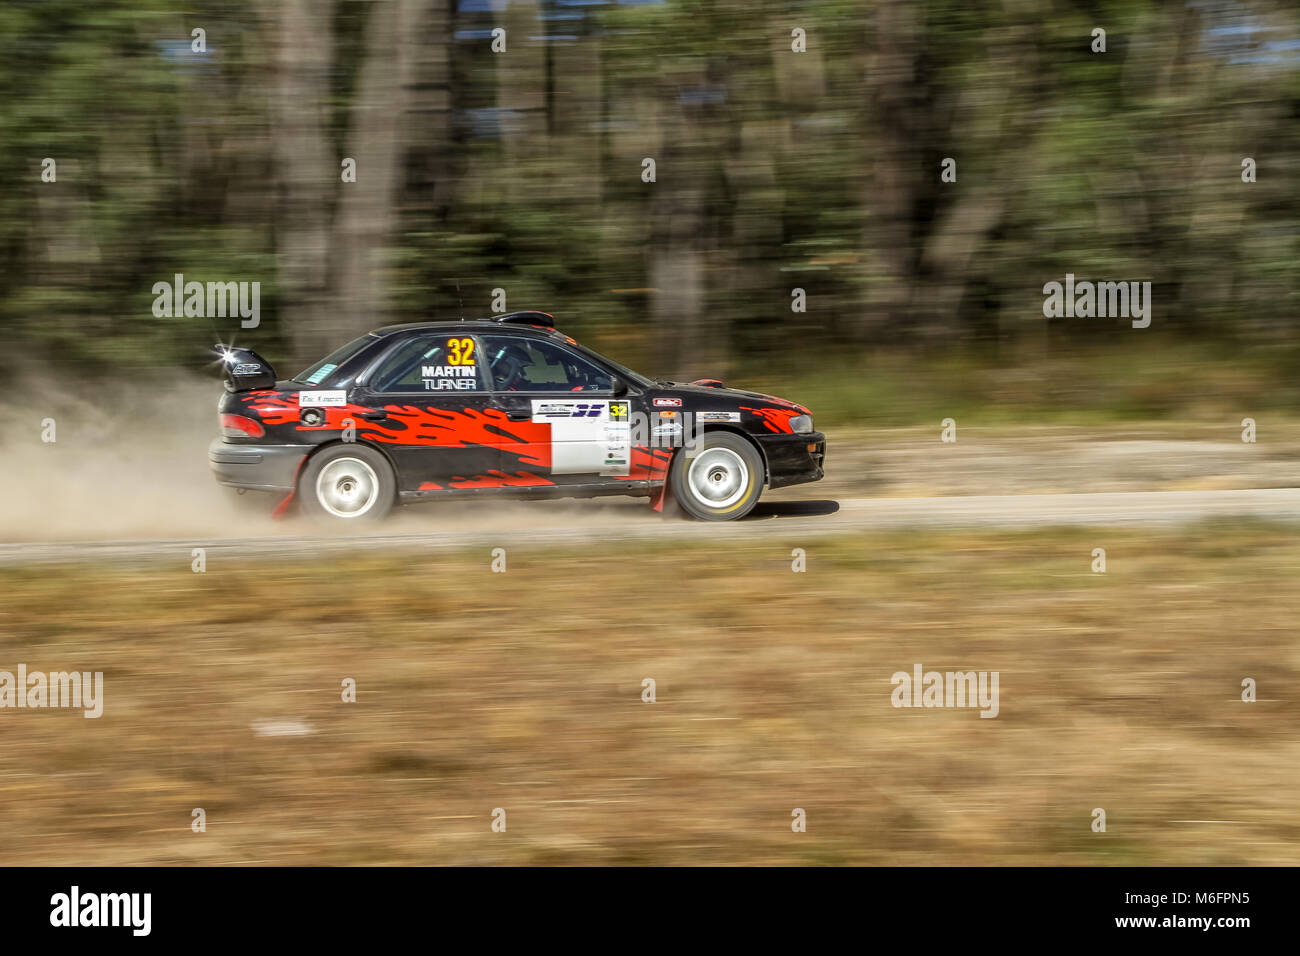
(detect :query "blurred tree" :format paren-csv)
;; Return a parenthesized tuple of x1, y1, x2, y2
(0, 0, 1297, 386)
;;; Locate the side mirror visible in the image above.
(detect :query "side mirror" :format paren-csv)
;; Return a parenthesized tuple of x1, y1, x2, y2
(611, 376, 629, 397)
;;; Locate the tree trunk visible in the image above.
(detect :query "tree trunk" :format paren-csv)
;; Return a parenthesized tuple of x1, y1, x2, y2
(270, 0, 334, 365)
(331, 0, 425, 338)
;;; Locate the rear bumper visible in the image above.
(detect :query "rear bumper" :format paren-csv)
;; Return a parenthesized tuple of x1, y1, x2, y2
(756, 431, 826, 489)
(208, 438, 307, 492)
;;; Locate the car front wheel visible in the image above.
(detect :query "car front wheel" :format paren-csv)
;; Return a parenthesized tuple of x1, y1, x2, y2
(299, 444, 396, 523)
(669, 431, 763, 520)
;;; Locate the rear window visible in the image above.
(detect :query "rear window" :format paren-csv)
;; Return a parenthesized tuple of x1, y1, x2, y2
(293, 335, 375, 386)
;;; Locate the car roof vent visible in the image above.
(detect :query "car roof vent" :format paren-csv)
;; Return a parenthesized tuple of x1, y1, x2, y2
(492, 311, 555, 329)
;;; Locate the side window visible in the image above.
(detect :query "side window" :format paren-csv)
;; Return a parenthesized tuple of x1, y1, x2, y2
(370, 335, 483, 393)
(482, 336, 612, 392)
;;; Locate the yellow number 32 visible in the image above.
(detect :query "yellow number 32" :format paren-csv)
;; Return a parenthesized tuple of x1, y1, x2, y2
(446, 337, 476, 366)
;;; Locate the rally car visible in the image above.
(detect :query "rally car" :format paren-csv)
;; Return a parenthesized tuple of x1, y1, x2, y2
(209, 311, 825, 522)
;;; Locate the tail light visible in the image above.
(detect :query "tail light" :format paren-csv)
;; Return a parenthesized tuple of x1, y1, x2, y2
(220, 414, 265, 439)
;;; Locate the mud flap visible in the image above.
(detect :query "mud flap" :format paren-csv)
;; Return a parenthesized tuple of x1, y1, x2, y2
(270, 456, 308, 520)
(650, 446, 678, 513)
(648, 442, 681, 513)
(651, 481, 670, 513)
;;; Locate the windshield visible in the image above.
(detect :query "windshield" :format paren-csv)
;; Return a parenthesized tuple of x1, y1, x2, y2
(573, 343, 654, 388)
(292, 334, 375, 385)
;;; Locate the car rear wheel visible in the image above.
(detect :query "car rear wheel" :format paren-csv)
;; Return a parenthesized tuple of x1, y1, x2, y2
(669, 431, 763, 521)
(299, 444, 396, 523)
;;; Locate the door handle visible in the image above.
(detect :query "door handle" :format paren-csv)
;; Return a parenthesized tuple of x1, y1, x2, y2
(490, 402, 532, 422)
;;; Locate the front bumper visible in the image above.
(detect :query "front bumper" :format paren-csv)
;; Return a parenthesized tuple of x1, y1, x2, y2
(756, 431, 826, 489)
(208, 438, 308, 492)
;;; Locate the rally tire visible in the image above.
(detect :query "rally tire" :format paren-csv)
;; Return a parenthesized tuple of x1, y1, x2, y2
(669, 430, 763, 521)
(298, 444, 396, 523)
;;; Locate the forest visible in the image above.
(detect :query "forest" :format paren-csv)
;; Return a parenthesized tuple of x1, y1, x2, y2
(2, 0, 1297, 412)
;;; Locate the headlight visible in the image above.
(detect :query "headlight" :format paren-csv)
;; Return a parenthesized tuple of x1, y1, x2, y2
(790, 414, 813, 434)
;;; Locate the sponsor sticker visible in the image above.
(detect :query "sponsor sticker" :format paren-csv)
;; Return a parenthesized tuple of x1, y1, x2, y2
(699, 410, 740, 423)
(604, 401, 631, 472)
(653, 397, 683, 408)
(298, 390, 348, 407)
(304, 363, 337, 385)
(536, 402, 605, 418)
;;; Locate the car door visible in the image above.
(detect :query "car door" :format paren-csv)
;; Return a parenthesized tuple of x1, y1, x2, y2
(350, 332, 501, 491)
(480, 334, 631, 484)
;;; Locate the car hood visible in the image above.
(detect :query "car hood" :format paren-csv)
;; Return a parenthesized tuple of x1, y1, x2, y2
(657, 381, 809, 415)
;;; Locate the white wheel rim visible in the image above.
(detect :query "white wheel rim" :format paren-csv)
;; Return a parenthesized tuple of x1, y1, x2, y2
(687, 448, 747, 508)
(315, 457, 380, 518)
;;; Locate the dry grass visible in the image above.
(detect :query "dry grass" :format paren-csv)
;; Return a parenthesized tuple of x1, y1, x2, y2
(0, 522, 1297, 865)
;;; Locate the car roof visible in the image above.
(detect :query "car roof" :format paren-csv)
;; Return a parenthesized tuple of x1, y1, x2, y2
(369, 319, 557, 338)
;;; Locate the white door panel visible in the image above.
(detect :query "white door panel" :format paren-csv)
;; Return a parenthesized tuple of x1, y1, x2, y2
(531, 399, 630, 476)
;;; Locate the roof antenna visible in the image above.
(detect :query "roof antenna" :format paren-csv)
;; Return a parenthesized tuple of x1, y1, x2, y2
(455, 279, 464, 322)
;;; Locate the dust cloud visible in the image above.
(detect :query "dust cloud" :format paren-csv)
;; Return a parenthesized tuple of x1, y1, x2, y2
(0, 370, 655, 543)
(2, 373, 262, 541)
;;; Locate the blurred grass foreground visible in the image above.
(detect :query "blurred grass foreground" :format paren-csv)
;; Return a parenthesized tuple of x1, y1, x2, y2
(0, 524, 1295, 865)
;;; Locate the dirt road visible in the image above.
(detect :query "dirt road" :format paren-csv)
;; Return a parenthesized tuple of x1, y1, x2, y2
(1, 486, 1297, 566)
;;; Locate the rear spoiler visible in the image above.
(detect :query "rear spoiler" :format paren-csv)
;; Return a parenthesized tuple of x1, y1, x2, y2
(213, 345, 277, 392)
(493, 311, 555, 329)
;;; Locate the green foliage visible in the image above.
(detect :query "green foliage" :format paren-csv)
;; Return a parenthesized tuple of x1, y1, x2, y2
(2, 0, 1298, 408)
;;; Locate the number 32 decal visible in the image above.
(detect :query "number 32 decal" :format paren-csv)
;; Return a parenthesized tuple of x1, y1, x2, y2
(445, 337, 476, 366)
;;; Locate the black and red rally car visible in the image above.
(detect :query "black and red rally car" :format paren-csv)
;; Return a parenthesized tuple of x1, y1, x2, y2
(209, 312, 825, 522)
